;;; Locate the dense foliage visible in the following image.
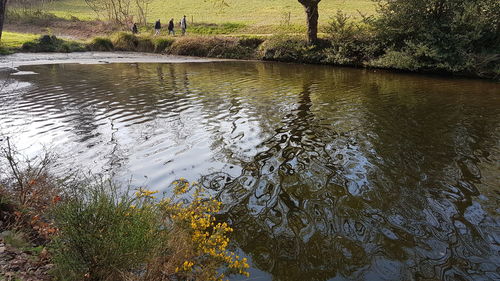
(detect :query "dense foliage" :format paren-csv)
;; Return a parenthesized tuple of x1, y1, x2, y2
(371, 0, 500, 75)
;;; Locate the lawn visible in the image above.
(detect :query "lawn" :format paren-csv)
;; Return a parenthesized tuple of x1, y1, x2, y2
(0, 31, 38, 48)
(44, 0, 377, 25)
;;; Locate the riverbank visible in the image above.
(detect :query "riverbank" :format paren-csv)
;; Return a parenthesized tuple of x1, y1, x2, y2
(2, 32, 498, 81)
(0, 52, 228, 68)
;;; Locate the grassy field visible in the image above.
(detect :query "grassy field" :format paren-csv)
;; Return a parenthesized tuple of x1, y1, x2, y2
(0, 31, 38, 48)
(44, 0, 376, 25)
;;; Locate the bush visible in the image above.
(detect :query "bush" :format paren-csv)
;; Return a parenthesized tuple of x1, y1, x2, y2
(50, 180, 250, 281)
(87, 37, 114, 51)
(136, 36, 155, 52)
(169, 36, 256, 59)
(21, 35, 85, 53)
(60, 41, 86, 53)
(368, 49, 422, 71)
(372, 0, 500, 75)
(50, 181, 161, 281)
(323, 11, 380, 65)
(238, 36, 265, 49)
(259, 35, 326, 63)
(112, 32, 139, 51)
(153, 38, 174, 53)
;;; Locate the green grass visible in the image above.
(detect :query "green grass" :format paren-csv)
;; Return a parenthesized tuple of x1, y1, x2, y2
(0, 31, 38, 48)
(43, 0, 376, 26)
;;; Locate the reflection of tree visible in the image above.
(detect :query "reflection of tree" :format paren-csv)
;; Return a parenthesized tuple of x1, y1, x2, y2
(5, 62, 500, 280)
(202, 70, 500, 281)
(204, 79, 376, 280)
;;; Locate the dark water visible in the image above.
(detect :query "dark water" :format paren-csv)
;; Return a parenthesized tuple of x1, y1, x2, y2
(1, 62, 499, 281)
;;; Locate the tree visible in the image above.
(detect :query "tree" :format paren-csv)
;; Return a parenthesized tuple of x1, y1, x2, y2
(135, 0, 152, 25)
(298, 0, 321, 44)
(0, 0, 7, 41)
(84, 0, 132, 25)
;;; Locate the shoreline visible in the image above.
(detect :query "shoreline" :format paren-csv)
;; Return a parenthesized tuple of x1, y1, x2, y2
(0, 52, 229, 68)
(1, 51, 497, 82)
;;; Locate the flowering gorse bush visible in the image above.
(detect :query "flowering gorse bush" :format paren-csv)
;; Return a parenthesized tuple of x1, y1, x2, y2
(51, 178, 249, 281)
(143, 179, 250, 281)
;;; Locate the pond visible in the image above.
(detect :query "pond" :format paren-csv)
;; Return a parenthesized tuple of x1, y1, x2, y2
(1, 61, 499, 280)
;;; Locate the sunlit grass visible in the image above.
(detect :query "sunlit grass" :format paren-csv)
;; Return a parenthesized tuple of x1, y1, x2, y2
(43, 0, 377, 26)
(0, 31, 38, 48)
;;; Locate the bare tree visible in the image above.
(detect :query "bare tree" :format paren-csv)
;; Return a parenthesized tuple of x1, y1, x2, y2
(298, 0, 322, 44)
(84, 0, 132, 25)
(135, 0, 152, 25)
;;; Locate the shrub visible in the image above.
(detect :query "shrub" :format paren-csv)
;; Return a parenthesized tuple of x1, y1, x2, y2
(368, 49, 422, 71)
(22, 35, 61, 52)
(50, 181, 162, 281)
(112, 32, 139, 51)
(238, 36, 265, 49)
(87, 37, 114, 51)
(136, 36, 155, 52)
(60, 41, 87, 53)
(5, 9, 59, 26)
(372, 0, 500, 74)
(323, 11, 380, 65)
(153, 38, 174, 53)
(169, 36, 256, 59)
(259, 35, 326, 63)
(21, 35, 85, 53)
(143, 180, 250, 281)
(50, 179, 250, 281)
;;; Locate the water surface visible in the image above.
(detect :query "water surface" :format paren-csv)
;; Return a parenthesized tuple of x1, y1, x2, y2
(1, 62, 499, 280)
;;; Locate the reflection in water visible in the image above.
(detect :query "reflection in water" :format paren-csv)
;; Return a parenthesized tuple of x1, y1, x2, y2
(1, 62, 499, 280)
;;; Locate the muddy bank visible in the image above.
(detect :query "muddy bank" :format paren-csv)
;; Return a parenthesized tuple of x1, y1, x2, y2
(0, 52, 228, 68)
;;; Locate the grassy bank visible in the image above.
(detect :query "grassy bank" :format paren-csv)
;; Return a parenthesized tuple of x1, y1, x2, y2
(2, 29, 498, 80)
(0, 32, 38, 54)
(0, 139, 249, 281)
(3, 0, 498, 80)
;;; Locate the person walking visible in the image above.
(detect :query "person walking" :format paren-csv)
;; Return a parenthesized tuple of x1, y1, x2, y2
(154, 19, 161, 36)
(132, 23, 138, 34)
(168, 18, 175, 36)
(180, 15, 187, 36)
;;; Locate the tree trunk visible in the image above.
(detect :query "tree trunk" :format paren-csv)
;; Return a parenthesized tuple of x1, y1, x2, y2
(299, 0, 320, 45)
(0, 0, 7, 41)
